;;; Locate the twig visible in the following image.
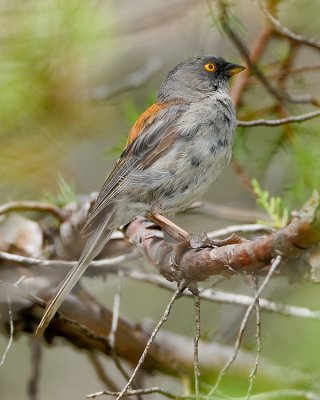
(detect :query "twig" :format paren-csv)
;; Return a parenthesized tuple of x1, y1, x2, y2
(230, 160, 255, 194)
(185, 201, 269, 223)
(270, 64, 320, 78)
(210, 0, 284, 104)
(87, 386, 189, 399)
(122, 270, 320, 321)
(28, 338, 42, 400)
(238, 110, 320, 127)
(119, 0, 196, 35)
(108, 272, 142, 399)
(88, 387, 320, 399)
(246, 277, 261, 400)
(5, 267, 320, 324)
(2, 277, 315, 390)
(193, 289, 201, 399)
(87, 353, 119, 392)
(254, 0, 320, 50)
(284, 94, 320, 107)
(229, 25, 273, 107)
(115, 281, 186, 400)
(208, 255, 282, 396)
(109, 272, 124, 349)
(87, 58, 162, 102)
(0, 250, 138, 271)
(0, 291, 14, 367)
(0, 200, 67, 222)
(207, 224, 274, 239)
(276, 41, 298, 92)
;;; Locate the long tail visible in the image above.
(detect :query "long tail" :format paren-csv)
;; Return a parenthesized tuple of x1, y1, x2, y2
(36, 207, 116, 336)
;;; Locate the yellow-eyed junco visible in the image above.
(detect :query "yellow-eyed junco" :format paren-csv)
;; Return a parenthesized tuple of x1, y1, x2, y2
(36, 55, 245, 334)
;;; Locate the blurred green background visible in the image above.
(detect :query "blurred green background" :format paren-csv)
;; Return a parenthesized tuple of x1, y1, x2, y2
(1, 0, 320, 399)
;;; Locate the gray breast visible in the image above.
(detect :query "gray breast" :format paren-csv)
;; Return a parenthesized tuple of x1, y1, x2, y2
(158, 93, 236, 211)
(132, 92, 237, 213)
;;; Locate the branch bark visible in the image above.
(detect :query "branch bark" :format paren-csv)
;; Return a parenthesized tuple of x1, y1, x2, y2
(125, 193, 320, 285)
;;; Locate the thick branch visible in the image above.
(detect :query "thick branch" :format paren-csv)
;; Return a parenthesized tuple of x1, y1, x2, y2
(0, 280, 291, 386)
(125, 194, 320, 284)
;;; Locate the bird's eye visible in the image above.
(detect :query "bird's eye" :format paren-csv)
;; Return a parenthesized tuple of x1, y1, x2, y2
(204, 63, 215, 72)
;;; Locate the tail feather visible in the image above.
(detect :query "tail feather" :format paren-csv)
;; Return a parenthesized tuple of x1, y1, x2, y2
(36, 207, 116, 336)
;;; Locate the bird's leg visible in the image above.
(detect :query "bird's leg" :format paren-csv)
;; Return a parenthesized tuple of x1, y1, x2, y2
(148, 213, 190, 242)
(148, 214, 244, 248)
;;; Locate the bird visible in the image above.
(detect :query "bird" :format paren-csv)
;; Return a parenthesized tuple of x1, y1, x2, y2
(36, 56, 245, 335)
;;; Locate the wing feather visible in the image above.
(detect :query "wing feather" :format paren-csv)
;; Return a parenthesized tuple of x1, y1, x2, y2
(84, 102, 187, 229)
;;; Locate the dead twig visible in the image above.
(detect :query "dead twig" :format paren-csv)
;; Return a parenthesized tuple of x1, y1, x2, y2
(123, 270, 320, 320)
(254, 0, 320, 50)
(87, 387, 320, 399)
(109, 272, 124, 348)
(115, 281, 186, 400)
(185, 202, 269, 223)
(230, 160, 255, 194)
(87, 386, 189, 399)
(208, 255, 282, 396)
(0, 200, 67, 222)
(108, 272, 142, 399)
(246, 276, 261, 400)
(238, 110, 320, 127)
(0, 250, 138, 272)
(0, 291, 14, 367)
(28, 338, 42, 400)
(87, 58, 162, 102)
(207, 224, 274, 239)
(87, 353, 120, 392)
(211, 0, 284, 104)
(193, 289, 201, 399)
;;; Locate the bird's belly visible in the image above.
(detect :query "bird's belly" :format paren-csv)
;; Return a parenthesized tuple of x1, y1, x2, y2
(135, 138, 232, 214)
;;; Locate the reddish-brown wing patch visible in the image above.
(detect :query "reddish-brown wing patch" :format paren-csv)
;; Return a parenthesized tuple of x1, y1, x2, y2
(127, 102, 169, 146)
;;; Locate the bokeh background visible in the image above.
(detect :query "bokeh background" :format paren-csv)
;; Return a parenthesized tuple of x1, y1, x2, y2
(1, 0, 320, 399)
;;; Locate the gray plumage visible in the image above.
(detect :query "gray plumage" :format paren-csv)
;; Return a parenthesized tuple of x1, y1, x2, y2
(36, 56, 244, 335)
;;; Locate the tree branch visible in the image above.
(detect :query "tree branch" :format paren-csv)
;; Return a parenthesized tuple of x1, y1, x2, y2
(125, 193, 320, 285)
(238, 110, 320, 127)
(254, 0, 320, 50)
(0, 201, 67, 222)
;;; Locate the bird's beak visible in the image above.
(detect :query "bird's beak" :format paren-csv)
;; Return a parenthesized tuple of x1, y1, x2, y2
(225, 63, 246, 77)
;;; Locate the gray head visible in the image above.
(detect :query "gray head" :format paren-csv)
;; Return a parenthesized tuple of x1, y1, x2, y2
(157, 56, 245, 103)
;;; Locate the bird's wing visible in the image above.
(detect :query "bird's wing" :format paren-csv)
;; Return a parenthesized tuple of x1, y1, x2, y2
(83, 101, 188, 229)
(35, 101, 188, 335)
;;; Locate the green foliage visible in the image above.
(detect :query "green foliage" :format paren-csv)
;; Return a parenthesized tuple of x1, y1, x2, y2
(252, 179, 289, 228)
(288, 128, 320, 204)
(0, 0, 107, 130)
(42, 174, 76, 207)
(0, 0, 111, 198)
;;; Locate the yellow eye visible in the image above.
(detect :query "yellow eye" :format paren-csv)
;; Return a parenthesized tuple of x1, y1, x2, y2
(204, 63, 215, 72)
